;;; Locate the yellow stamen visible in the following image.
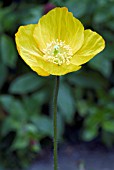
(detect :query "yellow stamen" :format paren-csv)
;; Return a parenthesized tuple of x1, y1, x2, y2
(43, 39, 73, 65)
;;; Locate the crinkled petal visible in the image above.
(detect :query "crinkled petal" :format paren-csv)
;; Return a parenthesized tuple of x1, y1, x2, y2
(33, 7, 84, 54)
(31, 66, 50, 76)
(15, 24, 50, 76)
(31, 55, 81, 75)
(71, 29, 105, 65)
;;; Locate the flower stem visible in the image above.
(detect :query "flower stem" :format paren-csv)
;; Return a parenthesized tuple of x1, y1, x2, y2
(53, 76, 60, 170)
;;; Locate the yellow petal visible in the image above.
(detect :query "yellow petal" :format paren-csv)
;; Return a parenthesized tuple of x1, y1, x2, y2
(32, 66, 50, 76)
(71, 29, 105, 65)
(33, 7, 84, 54)
(15, 24, 50, 76)
(31, 55, 81, 75)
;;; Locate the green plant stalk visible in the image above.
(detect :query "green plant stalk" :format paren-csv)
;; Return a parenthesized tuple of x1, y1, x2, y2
(53, 76, 60, 170)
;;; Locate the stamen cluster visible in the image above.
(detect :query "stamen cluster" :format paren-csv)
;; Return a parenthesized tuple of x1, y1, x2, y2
(43, 39, 73, 65)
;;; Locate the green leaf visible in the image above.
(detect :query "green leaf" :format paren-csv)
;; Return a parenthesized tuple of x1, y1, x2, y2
(84, 108, 102, 127)
(102, 120, 114, 133)
(1, 118, 20, 136)
(82, 128, 98, 141)
(0, 4, 15, 32)
(93, 3, 114, 25)
(9, 73, 45, 94)
(22, 96, 41, 116)
(0, 95, 14, 112)
(32, 115, 53, 137)
(109, 88, 114, 97)
(93, 7, 110, 24)
(76, 100, 89, 117)
(0, 34, 17, 67)
(32, 89, 49, 106)
(106, 19, 114, 30)
(58, 83, 75, 123)
(57, 114, 64, 140)
(0, 95, 27, 119)
(25, 124, 38, 135)
(9, 100, 27, 120)
(68, 71, 108, 89)
(21, 6, 43, 24)
(0, 96, 28, 136)
(65, 0, 88, 17)
(12, 135, 29, 150)
(103, 43, 114, 61)
(89, 54, 112, 77)
(22, 90, 49, 117)
(31, 142, 41, 152)
(102, 30, 114, 41)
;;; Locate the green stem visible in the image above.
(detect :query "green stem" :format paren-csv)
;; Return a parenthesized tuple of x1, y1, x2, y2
(53, 76, 60, 170)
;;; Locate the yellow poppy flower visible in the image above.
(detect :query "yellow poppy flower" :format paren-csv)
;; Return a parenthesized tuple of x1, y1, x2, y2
(15, 7, 105, 76)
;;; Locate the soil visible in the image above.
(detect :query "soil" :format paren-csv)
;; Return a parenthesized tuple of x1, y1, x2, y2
(28, 141, 114, 170)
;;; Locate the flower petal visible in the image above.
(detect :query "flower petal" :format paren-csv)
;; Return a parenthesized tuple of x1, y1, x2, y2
(33, 7, 84, 54)
(71, 29, 105, 65)
(15, 24, 50, 76)
(32, 66, 50, 76)
(31, 55, 81, 75)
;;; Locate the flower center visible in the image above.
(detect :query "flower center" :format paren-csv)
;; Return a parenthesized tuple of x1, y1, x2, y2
(43, 39, 73, 65)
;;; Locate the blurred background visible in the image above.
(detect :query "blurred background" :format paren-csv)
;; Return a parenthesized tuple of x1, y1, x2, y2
(0, 0, 114, 169)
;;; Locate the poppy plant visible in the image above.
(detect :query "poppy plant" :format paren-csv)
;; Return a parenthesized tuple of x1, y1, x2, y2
(15, 7, 105, 170)
(15, 7, 105, 76)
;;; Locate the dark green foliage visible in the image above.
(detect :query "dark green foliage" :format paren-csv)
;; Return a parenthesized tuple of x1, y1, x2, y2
(0, 0, 114, 169)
